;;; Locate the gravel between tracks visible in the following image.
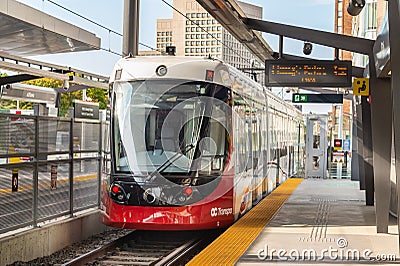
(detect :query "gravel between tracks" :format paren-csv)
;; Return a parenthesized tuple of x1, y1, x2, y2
(8, 228, 132, 266)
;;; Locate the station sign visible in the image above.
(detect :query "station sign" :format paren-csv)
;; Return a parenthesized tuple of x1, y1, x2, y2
(352, 78, 369, 96)
(292, 93, 343, 104)
(342, 139, 351, 152)
(265, 60, 352, 87)
(73, 100, 99, 120)
(1, 84, 57, 104)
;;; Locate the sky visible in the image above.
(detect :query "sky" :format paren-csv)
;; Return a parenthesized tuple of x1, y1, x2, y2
(15, 0, 337, 113)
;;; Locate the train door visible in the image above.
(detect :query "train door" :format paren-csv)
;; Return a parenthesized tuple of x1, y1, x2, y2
(305, 115, 328, 178)
(251, 113, 262, 205)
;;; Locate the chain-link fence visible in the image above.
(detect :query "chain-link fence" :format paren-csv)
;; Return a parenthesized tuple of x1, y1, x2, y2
(0, 112, 102, 234)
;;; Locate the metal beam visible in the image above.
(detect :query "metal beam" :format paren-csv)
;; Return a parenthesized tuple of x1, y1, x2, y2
(356, 102, 366, 190)
(0, 52, 109, 90)
(361, 96, 374, 206)
(387, 0, 400, 247)
(0, 60, 70, 81)
(0, 74, 39, 85)
(369, 57, 392, 233)
(123, 0, 139, 57)
(244, 18, 374, 55)
(196, 0, 274, 62)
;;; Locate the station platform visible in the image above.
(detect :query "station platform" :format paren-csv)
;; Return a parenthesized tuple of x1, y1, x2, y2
(188, 178, 399, 265)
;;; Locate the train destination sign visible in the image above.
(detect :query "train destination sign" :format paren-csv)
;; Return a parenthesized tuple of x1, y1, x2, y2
(265, 60, 352, 87)
(292, 93, 343, 104)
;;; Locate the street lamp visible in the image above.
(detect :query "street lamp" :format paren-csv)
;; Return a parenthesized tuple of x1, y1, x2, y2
(347, 0, 366, 16)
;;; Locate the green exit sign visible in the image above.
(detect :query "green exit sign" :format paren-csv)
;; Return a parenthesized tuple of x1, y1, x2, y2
(294, 94, 308, 102)
(292, 93, 343, 104)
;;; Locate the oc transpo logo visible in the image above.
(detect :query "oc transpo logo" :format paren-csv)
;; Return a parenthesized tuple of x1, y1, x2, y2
(211, 207, 233, 217)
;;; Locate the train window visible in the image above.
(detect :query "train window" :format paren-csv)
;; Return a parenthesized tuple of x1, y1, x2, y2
(112, 81, 230, 183)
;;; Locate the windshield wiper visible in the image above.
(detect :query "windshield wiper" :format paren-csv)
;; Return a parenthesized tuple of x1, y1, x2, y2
(145, 144, 195, 182)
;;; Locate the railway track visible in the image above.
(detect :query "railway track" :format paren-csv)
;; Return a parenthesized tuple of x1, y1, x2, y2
(62, 230, 221, 266)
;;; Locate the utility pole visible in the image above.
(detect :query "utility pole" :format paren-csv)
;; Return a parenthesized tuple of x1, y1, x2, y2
(123, 0, 139, 57)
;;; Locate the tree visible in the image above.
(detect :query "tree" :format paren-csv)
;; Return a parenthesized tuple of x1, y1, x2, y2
(86, 88, 108, 109)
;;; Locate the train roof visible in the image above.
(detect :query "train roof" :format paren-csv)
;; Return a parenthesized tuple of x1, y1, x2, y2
(110, 55, 303, 120)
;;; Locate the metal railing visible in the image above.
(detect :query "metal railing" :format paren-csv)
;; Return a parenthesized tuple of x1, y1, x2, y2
(0, 112, 102, 234)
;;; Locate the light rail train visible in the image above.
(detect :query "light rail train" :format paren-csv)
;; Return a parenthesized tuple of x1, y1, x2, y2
(100, 54, 305, 230)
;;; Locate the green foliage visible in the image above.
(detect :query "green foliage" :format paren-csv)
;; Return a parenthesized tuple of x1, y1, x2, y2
(24, 78, 63, 89)
(86, 88, 108, 109)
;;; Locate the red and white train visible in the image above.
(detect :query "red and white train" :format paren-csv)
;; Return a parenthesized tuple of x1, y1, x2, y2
(100, 54, 304, 230)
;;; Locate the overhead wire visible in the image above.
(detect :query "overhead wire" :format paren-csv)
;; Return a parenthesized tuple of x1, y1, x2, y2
(45, 0, 253, 63)
(45, 0, 157, 54)
(160, 0, 252, 64)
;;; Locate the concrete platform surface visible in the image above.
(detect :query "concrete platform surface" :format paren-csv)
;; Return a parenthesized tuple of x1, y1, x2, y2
(237, 179, 400, 265)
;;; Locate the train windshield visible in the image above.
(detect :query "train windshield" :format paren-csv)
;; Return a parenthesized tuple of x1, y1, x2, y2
(113, 80, 230, 180)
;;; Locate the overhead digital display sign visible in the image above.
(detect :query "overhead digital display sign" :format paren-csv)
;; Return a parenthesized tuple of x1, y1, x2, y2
(265, 60, 352, 87)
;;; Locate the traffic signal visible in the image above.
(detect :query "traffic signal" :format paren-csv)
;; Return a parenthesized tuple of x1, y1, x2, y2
(334, 139, 342, 151)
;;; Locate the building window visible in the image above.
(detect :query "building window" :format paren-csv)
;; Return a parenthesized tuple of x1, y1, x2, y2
(366, 1, 377, 30)
(185, 48, 190, 53)
(186, 34, 190, 39)
(217, 26, 222, 31)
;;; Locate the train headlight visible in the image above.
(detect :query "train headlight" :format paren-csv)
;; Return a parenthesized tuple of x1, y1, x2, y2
(110, 183, 126, 203)
(184, 187, 193, 196)
(156, 65, 167, 76)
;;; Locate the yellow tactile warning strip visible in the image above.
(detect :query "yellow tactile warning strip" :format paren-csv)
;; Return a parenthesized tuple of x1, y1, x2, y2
(187, 178, 303, 266)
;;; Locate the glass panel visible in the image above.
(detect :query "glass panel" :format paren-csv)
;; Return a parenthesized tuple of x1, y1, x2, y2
(37, 163, 70, 220)
(0, 165, 34, 232)
(312, 120, 321, 150)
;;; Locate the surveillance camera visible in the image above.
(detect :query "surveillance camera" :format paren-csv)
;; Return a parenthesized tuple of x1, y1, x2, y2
(347, 0, 365, 16)
(344, 89, 349, 96)
(5, 84, 11, 90)
(303, 42, 312, 55)
(286, 89, 291, 93)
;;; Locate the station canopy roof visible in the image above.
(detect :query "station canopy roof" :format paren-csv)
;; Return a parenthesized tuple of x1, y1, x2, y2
(0, 0, 100, 57)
